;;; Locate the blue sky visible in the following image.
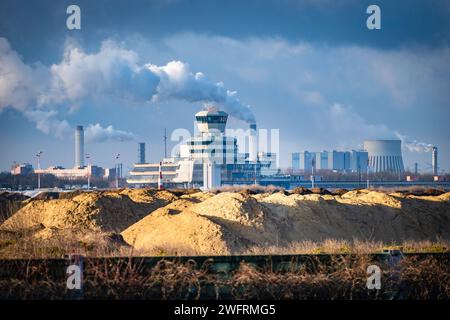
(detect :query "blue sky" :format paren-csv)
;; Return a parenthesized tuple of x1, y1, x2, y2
(0, 0, 449, 172)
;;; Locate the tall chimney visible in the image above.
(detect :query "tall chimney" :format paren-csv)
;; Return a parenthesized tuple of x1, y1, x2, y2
(75, 125, 84, 168)
(138, 142, 146, 164)
(432, 146, 438, 175)
(248, 123, 257, 162)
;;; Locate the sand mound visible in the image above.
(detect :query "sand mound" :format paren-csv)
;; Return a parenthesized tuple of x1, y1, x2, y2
(192, 192, 266, 227)
(339, 190, 402, 208)
(2, 188, 449, 256)
(119, 188, 177, 203)
(122, 198, 231, 254)
(122, 190, 450, 255)
(1, 189, 175, 233)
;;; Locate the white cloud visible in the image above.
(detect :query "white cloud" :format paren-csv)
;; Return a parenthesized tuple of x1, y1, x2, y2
(315, 103, 392, 149)
(0, 38, 49, 112)
(24, 109, 71, 139)
(85, 123, 136, 143)
(294, 90, 325, 106)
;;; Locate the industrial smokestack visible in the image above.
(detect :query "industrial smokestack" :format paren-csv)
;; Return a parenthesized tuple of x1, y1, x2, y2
(248, 123, 257, 162)
(138, 142, 146, 164)
(75, 125, 84, 168)
(432, 146, 438, 175)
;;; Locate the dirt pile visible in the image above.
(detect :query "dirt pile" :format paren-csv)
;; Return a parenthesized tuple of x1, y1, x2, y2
(122, 190, 450, 255)
(0, 189, 176, 233)
(122, 192, 279, 254)
(2, 188, 450, 256)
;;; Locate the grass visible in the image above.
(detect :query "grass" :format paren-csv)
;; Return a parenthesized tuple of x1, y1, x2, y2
(0, 229, 448, 259)
(238, 239, 449, 256)
(0, 254, 448, 299)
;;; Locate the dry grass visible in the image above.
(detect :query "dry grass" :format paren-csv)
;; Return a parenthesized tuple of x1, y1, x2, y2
(212, 184, 283, 194)
(0, 254, 448, 299)
(1, 231, 448, 259)
(0, 228, 133, 259)
(369, 185, 446, 196)
(240, 239, 449, 255)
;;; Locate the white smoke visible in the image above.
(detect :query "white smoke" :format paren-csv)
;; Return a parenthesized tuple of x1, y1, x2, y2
(85, 123, 136, 143)
(0, 37, 256, 141)
(395, 131, 434, 153)
(45, 40, 159, 105)
(148, 61, 255, 123)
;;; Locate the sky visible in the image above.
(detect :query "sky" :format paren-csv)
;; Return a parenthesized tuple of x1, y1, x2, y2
(0, 0, 449, 173)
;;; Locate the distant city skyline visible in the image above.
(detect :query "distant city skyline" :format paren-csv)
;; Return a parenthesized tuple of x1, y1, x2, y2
(1, 0, 449, 173)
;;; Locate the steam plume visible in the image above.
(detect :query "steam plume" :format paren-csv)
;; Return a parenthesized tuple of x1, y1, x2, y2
(395, 131, 434, 153)
(0, 37, 256, 140)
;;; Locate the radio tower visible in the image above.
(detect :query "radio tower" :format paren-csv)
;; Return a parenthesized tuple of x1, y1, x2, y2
(164, 128, 167, 158)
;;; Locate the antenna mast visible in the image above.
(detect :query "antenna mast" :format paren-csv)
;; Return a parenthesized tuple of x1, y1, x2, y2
(164, 128, 167, 158)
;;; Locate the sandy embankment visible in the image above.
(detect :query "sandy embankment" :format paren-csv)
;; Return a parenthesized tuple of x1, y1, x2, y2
(1, 188, 449, 256)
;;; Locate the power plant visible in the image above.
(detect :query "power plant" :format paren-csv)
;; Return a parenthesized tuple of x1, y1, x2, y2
(364, 140, 405, 173)
(292, 150, 368, 172)
(11, 109, 444, 189)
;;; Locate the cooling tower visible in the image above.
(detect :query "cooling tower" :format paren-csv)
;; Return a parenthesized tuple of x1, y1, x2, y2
(363, 140, 404, 173)
(75, 125, 84, 168)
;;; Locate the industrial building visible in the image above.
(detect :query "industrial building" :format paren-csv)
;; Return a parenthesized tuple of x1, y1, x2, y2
(35, 165, 108, 180)
(350, 150, 370, 173)
(35, 125, 117, 180)
(11, 163, 34, 175)
(292, 150, 368, 172)
(363, 140, 405, 173)
(127, 108, 277, 189)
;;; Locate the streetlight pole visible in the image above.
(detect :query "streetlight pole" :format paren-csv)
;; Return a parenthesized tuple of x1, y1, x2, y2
(36, 151, 43, 190)
(254, 161, 257, 186)
(12, 161, 17, 190)
(366, 159, 370, 189)
(86, 153, 91, 190)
